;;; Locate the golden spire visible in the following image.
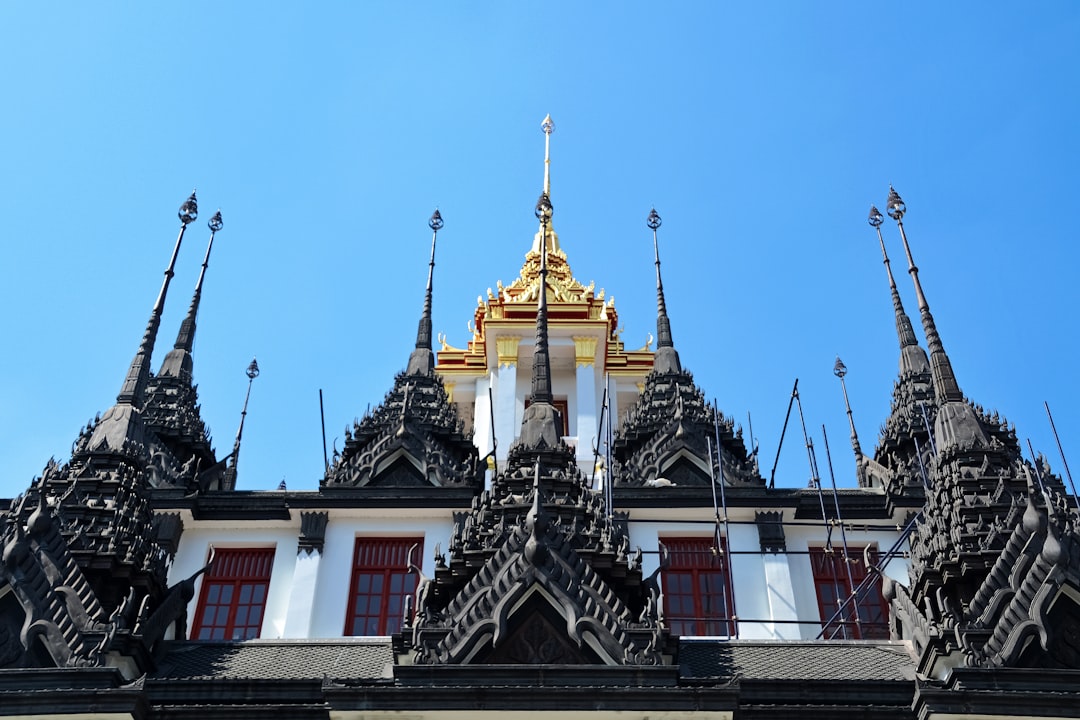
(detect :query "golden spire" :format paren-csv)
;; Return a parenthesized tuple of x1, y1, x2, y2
(531, 114, 561, 255)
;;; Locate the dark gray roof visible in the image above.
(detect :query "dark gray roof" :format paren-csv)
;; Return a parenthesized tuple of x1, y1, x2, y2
(680, 640, 915, 682)
(153, 640, 394, 681)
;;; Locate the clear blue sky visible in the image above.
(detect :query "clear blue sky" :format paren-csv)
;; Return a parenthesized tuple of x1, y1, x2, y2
(1, 3, 1077, 498)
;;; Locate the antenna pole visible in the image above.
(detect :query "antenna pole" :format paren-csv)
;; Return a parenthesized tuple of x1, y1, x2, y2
(319, 389, 329, 473)
(769, 379, 799, 488)
(488, 384, 498, 478)
(823, 424, 861, 638)
(593, 382, 609, 492)
(1045, 401, 1079, 512)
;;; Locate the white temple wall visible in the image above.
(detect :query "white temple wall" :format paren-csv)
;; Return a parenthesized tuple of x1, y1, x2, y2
(169, 522, 299, 640)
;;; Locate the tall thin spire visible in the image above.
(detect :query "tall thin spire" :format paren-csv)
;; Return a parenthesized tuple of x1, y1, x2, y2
(833, 357, 867, 486)
(406, 209, 443, 375)
(869, 205, 919, 350)
(159, 210, 222, 378)
(116, 191, 198, 405)
(649, 208, 682, 374)
(223, 358, 260, 491)
(886, 186, 963, 404)
(530, 115, 561, 255)
(531, 193, 554, 404)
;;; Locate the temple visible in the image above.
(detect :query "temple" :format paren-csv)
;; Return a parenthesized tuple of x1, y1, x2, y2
(1, 120, 1079, 719)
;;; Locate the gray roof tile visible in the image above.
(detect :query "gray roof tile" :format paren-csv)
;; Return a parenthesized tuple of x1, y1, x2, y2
(153, 640, 394, 681)
(679, 640, 915, 682)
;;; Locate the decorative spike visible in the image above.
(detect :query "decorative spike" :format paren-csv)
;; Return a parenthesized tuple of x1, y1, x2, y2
(887, 186, 964, 404)
(116, 191, 197, 405)
(531, 193, 554, 405)
(406, 210, 444, 375)
(649, 208, 682, 374)
(870, 204, 920, 350)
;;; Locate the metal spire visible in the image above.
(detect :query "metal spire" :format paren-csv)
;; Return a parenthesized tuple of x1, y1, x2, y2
(159, 210, 222, 378)
(175, 211, 221, 353)
(649, 208, 682, 374)
(869, 205, 919, 350)
(886, 186, 963, 404)
(406, 209, 443, 375)
(116, 191, 198, 405)
(530, 115, 561, 255)
(531, 193, 554, 404)
(223, 358, 260, 490)
(833, 357, 866, 485)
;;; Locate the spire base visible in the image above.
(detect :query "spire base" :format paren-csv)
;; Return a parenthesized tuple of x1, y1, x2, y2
(406, 347, 435, 376)
(653, 346, 682, 375)
(516, 402, 564, 452)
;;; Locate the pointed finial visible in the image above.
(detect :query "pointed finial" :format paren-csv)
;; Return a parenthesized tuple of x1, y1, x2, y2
(407, 209, 444, 375)
(116, 190, 199, 404)
(886, 185, 906, 221)
(179, 191, 198, 225)
(162, 210, 224, 377)
(887, 186, 963, 404)
(531, 193, 554, 404)
(649, 207, 681, 374)
(223, 357, 260, 490)
(834, 356, 865, 483)
(869, 202, 921, 354)
(541, 115, 554, 200)
(868, 205, 884, 228)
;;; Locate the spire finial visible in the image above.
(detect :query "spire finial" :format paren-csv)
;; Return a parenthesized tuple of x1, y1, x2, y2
(116, 190, 198, 405)
(833, 357, 866, 485)
(649, 208, 682, 374)
(406, 209, 444, 375)
(223, 358, 259, 491)
(541, 114, 554, 197)
(531, 193, 554, 404)
(887, 187, 963, 403)
(869, 204, 920, 350)
(169, 210, 222, 363)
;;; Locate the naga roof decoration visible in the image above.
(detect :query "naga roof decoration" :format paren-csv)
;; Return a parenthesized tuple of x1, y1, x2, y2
(324, 211, 481, 490)
(881, 188, 1080, 677)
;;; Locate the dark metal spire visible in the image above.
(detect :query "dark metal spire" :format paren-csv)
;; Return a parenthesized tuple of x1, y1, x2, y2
(887, 186, 963, 404)
(649, 208, 682, 374)
(116, 191, 198, 405)
(869, 205, 919, 350)
(531, 193, 554, 404)
(833, 357, 866, 486)
(223, 358, 260, 490)
(406, 210, 443, 375)
(159, 210, 221, 378)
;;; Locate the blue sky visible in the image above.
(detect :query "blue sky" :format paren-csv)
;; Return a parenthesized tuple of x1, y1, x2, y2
(1, 3, 1077, 497)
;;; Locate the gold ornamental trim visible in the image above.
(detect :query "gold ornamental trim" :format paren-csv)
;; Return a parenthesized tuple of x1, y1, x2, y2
(496, 336, 522, 368)
(573, 336, 599, 368)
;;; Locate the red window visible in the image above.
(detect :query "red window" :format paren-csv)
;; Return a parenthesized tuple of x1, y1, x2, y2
(193, 548, 274, 641)
(661, 537, 735, 636)
(345, 537, 422, 636)
(810, 545, 890, 639)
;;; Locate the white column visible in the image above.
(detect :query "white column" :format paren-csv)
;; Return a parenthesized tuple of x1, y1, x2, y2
(472, 375, 493, 489)
(573, 337, 600, 479)
(493, 336, 521, 464)
(282, 549, 321, 638)
(761, 552, 800, 639)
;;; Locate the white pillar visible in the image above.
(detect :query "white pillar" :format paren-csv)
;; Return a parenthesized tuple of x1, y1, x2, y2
(761, 552, 800, 639)
(573, 337, 600, 479)
(493, 336, 521, 463)
(282, 549, 320, 638)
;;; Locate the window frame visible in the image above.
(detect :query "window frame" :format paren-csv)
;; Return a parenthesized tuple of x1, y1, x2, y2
(660, 536, 736, 637)
(809, 544, 890, 640)
(191, 547, 275, 641)
(344, 536, 423, 637)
